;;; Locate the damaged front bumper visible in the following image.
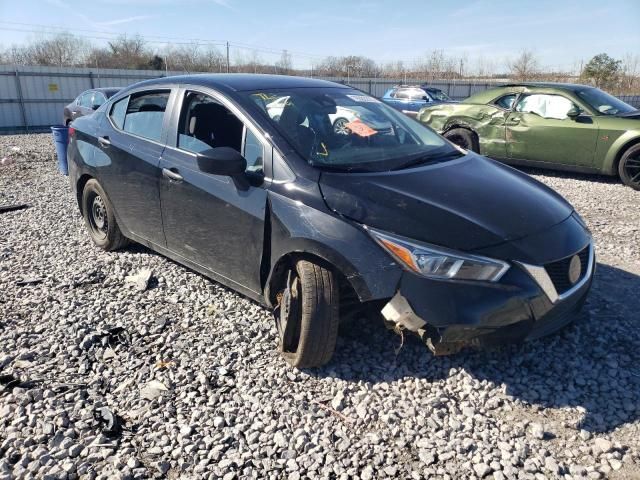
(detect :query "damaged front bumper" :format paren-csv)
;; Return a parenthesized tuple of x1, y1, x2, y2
(382, 242, 594, 355)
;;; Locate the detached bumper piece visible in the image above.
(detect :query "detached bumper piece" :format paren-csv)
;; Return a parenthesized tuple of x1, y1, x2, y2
(381, 242, 594, 355)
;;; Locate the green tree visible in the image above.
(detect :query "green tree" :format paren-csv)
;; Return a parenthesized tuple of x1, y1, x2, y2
(582, 53, 622, 90)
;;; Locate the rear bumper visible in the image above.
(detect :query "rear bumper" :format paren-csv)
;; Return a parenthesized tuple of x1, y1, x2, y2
(381, 241, 594, 355)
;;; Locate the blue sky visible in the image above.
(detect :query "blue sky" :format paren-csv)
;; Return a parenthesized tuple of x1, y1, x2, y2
(0, 0, 639, 71)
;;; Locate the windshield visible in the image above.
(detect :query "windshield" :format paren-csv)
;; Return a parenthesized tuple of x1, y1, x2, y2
(426, 89, 451, 101)
(576, 88, 636, 116)
(244, 88, 456, 171)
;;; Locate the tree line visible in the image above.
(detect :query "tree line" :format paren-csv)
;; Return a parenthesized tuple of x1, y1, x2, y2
(1, 33, 638, 94)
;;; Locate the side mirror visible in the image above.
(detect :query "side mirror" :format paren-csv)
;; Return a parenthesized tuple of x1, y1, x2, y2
(196, 147, 247, 176)
(422, 96, 430, 101)
(567, 105, 581, 120)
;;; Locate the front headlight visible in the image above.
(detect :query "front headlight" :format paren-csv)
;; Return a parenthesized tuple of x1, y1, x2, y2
(368, 228, 509, 282)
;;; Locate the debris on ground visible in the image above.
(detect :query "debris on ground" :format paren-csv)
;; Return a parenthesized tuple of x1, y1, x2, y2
(0, 203, 29, 214)
(124, 268, 153, 291)
(140, 380, 169, 401)
(15, 276, 43, 286)
(94, 406, 123, 438)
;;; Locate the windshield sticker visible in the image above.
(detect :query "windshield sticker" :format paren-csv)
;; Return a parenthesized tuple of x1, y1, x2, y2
(345, 119, 377, 137)
(346, 94, 380, 103)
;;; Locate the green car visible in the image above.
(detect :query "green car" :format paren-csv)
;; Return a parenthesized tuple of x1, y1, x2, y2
(417, 82, 640, 189)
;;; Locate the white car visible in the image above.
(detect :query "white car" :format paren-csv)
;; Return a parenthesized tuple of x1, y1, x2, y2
(266, 96, 391, 135)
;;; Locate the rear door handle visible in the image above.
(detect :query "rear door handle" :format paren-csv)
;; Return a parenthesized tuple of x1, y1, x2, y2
(98, 136, 111, 147)
(162, 168, 183, 182)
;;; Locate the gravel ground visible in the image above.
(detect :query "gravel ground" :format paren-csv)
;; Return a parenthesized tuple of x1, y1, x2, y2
(0, 133, 639, 480)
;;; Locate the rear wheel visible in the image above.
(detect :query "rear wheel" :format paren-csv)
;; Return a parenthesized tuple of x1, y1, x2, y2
(275, 259, 339, 368)
(618, 144, 640, 190)
(82, 179, 128, 251)
(444, 128, 479, 153)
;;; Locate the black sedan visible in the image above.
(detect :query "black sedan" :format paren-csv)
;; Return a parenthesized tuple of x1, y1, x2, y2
(68, 74, 594, 368)
(63, 87, 120, 126)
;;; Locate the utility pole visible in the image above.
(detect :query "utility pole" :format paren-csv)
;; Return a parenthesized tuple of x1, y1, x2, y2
(226, 42, 230, 73)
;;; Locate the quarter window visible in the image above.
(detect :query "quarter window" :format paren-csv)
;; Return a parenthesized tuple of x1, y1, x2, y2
(515, 94, 574, 120)
(109, 96, 128, 130)
(122, 91, 170, 142)
(495, 94, 517, 110)
(243, 129, 264, 173)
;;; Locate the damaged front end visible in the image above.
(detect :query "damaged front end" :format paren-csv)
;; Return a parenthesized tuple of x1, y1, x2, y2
(382, 292, 466, 355)
(380, 241, 594, 356)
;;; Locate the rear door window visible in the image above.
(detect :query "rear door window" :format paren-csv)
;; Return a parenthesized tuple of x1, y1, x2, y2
(92, 92, 107, 108)
(122, 91, 170, 142)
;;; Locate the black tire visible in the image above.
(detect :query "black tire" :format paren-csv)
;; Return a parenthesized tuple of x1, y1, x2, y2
(275, 259, 339, 368)
(618, 143, 640, 190)
(81, 179, 128, 251)
(444, 128, 479, 153)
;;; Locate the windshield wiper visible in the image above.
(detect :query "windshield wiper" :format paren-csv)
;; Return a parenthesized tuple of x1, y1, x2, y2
(391, 150, 463, 171)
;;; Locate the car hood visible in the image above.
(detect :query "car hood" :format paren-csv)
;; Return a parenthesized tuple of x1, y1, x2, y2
(616, 110, 640, 119)
(318, 153, 573, 251)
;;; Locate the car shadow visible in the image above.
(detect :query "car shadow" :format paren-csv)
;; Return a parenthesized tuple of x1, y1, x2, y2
(320, 263, 640, 434)
(512, 165, 621, 186)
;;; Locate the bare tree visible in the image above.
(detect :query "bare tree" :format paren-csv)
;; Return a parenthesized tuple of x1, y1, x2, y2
(507, 50, 539, 81)
(3, 33, 88, 66)
(621, 53, 640, 91)
(276, 49, 292, 75)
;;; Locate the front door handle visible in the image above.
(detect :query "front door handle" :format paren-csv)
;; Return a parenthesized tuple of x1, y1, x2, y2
(162, 168, 183, 182)
(98, 136, 111, 147)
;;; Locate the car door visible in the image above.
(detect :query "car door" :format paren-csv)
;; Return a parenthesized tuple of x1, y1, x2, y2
(95, 89, 172, 246)
(159, 88, 269, 294)
(506, 93, 597, 167)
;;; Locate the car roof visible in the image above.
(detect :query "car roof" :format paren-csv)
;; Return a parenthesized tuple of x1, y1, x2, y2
(93, 87, 121, 93)
(499, 82, 593, 92)
(121, 74, 348, 93)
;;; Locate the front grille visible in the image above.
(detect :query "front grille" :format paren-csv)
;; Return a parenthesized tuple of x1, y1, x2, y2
(544, 245, 590, 295)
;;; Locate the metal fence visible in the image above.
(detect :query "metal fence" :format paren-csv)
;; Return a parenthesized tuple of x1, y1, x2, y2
(1, 65, 639, 133)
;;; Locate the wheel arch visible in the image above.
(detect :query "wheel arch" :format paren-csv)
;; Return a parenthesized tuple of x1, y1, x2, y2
(610, 135, 640, 176)
(262, 196, 403, 309)
(76, 173, 94, 214)
(265, 246, 367, 309)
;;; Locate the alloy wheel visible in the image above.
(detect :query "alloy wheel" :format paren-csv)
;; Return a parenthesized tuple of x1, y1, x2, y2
(623, 155, 640, 187)
(333, 118, 350, 135)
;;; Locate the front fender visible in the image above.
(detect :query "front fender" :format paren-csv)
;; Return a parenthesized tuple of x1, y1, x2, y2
(265, 190, 402, 306)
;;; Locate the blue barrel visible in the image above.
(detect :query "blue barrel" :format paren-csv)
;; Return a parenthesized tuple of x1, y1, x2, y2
(51, 125, 69, 175)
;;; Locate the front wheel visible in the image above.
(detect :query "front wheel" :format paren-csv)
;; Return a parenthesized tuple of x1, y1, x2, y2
(333, 117, 350, 135)
(82, 179, 128, 251)
(275, 259, 339, 368)
(618, 144, 640, 190)
(444, 128, 479, 153)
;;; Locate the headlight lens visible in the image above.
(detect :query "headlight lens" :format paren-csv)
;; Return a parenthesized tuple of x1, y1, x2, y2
(368, 228, 509, 282)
